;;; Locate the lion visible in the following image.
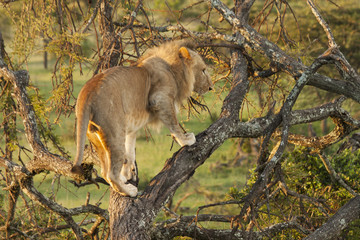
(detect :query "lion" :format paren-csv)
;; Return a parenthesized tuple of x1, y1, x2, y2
(71, 40, 213, 197)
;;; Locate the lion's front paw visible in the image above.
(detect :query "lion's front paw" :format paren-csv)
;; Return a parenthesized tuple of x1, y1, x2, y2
(180, 132, 196, 146)
(185, 132, 196, 146)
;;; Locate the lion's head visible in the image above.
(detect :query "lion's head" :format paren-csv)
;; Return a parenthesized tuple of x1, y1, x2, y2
(187, 49, 213, 95)
(176, 43, 213, 97)
(138, 39, 213, 100)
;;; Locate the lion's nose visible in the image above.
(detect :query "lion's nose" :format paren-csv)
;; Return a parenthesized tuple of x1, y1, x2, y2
(209, 86, 213, 91)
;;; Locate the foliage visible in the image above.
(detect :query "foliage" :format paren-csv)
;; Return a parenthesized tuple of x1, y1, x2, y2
(332, 149, 360, 191)
(227, 147, 360, 239)
(2, 0, 93, 117)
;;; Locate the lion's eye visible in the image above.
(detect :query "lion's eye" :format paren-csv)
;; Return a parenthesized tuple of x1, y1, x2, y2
(202, 69, 206, 74)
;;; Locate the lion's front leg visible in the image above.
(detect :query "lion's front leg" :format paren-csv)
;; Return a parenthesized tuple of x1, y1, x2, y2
(161, 110, 196, 147)
(150, 95, 196, 147)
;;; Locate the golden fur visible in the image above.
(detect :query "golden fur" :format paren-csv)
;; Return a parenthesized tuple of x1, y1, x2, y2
(71, 40, 213, 196)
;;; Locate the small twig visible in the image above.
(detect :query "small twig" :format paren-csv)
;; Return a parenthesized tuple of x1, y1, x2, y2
(188, 97, 212, 119)
(279, 180, 331, 217)
(164, 0, 195, 39)
(68, 176, 109, 188)
(85, 192, 91, 206)
(318, 152, 358, 196)
(197, 200, 244, 214)
(162, 206, 179, 218)
(81, 0, 101, 34)
(85, 217, 105, 238)
(119, 0, 143, 34)
(173, 192, 194, 213)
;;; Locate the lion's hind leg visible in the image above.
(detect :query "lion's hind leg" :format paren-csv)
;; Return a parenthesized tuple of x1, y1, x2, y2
(102, 128, 138, 197)
(87, 122, 137, 197)
(87, 122, 138, 197)
(86, 122, 110, 183)
(123, 132, 138, 186)
(106, 146, 138, 197)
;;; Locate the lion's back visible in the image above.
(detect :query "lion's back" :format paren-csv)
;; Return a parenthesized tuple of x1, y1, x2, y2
(77, 66, 152, 130)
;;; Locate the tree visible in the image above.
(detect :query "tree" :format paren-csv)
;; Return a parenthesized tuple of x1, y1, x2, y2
(1, 0, 360, 239)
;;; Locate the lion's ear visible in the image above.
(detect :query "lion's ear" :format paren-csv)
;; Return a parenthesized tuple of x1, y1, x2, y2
(179, 47, 192, 60)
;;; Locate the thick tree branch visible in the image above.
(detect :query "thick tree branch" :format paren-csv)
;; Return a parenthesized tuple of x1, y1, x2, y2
(0, 67, 83, 180)
(271, 96, 360, 150)
(304, 195, 360, 240)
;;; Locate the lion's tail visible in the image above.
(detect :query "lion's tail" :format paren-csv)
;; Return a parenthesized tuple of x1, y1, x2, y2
(71, 103, 90, 175)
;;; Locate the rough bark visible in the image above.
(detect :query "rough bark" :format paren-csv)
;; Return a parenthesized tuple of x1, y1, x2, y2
(96, 0, 121, 72)
(109, 193, 155, 240)
(153, 218, 309, 240)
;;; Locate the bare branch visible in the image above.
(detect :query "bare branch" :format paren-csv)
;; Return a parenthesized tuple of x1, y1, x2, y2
(21, 176, 108, 239)
(306, 0, 336, 47)
(32, 219, 97, 238)
(81, 0, 101, 34)
(208, 0, 360, 103)
(21, 178, 83, 239)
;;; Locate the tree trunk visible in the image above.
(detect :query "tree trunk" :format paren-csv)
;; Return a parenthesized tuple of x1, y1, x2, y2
(109, 191, 156, 239)
(97, 0, 121, 72)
